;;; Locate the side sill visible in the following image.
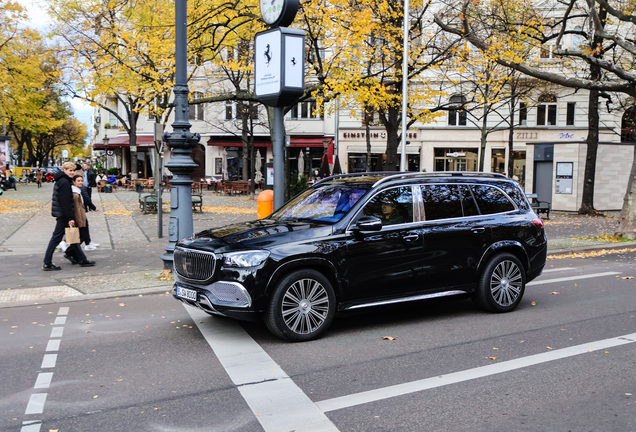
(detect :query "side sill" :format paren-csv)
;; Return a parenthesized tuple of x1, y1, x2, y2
(344, 290, 468, 311)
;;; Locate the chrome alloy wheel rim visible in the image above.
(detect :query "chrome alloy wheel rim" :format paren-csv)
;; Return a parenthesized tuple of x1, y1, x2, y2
(281, 278, 330, 334)
(490, 260, 522, 306)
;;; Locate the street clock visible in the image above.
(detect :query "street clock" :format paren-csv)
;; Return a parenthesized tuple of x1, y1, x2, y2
(260, 0, 299, 27)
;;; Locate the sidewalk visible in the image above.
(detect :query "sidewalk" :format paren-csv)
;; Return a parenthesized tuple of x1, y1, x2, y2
(0, 183, 632, 307)
(0, 183, 257, 306)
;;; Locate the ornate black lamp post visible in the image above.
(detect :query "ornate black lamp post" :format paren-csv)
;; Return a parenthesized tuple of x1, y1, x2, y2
(161, 0, 201, 269)
(103, 137, 109, 170)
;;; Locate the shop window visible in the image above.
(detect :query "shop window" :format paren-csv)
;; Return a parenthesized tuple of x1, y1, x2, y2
(536, 94, 557, 126)
(448, 95, 467, 126)
(348, 153, 383, 173)
(512, 150, 526, 188)
(189, 92, 205, 121)
(434, 148, 478, 172)
(518, 102, 527, 125)
(491, 149, 505, 174)
(566, 102, 575, 126)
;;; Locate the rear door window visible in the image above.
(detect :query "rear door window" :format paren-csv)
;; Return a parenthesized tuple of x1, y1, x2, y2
(420, 184, 479, 220)
(471, 185, 515, 214)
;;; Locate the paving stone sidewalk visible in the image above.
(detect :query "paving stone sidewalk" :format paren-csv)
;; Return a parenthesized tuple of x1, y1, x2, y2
(1, 183, 634, 306)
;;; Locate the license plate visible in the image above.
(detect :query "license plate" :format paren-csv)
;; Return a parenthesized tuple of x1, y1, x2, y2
(177, 286, 197, 301)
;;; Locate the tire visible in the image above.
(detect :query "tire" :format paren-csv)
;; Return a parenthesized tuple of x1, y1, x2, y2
(473, 253, 525, 313)
(265, 269, 336, 342)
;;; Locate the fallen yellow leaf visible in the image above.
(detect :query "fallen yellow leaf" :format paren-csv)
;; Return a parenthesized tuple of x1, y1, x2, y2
(382, 336, 396, 341)
(488, 357, 497, 360)
(550, 292, 560, 295)
(531, 301, 536, 306)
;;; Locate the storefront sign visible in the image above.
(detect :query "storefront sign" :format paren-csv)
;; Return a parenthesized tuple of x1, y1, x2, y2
(446, 152, 466, 157)
(342, 132, 418, 140)
(559, 132, 575, 139)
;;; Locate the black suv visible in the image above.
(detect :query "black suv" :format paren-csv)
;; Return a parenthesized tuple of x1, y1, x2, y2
(172, 172, 547, 341)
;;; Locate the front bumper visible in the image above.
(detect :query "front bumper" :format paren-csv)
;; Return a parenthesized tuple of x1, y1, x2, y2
(172, 280, 260, 322)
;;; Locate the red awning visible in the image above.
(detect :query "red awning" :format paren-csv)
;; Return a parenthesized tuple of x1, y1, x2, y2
(290, 137, 332, 148)
(207, 140, 271, 147)
(93, 135, 156, 149)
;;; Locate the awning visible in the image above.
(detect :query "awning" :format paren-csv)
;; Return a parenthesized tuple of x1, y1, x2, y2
(290, 137, 332, 148)
(207, 140, 271, 147)
(93, 135, 157, 150)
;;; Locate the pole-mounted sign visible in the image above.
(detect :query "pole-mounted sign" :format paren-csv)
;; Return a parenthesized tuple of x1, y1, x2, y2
(255, 0, 305, 209)
(254, 27, 305, 108)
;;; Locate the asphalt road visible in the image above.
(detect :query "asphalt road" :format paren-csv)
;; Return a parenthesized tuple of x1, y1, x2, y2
(3, 252, 636, 432)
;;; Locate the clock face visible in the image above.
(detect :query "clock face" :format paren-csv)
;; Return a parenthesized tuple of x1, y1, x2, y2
(260, 0, 285, 25)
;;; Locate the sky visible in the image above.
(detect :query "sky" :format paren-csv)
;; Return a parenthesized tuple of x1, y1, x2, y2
(15, 0, 94, 142)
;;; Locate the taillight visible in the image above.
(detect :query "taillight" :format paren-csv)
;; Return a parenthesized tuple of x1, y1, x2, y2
(532, 218, 544, 228)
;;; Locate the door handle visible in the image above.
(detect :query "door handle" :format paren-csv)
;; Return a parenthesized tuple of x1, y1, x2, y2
(403, 234, 419, 242)
(472, 227, 485, 234)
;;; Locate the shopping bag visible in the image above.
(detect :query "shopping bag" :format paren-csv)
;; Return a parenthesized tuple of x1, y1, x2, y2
(65, 227, 80, 244)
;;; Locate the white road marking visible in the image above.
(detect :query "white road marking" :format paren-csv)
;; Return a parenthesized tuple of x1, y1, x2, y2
(34, 373, 54, 389)
(25, 394, 47, 414)
(53, 317, 66, 325)
(49, 327, 63, 338)
(527, 271, 620, 286)
(542, 267, 576, 273)
(186, 306, 339, 432)
(316, 332, 636, 412)
(41, 354, 57, 369)
(45, 340, 60, 352)
(57, 307, 69, 315)
(20, 420, 41, 432)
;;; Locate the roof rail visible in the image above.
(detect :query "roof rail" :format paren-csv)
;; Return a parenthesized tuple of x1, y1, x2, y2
(373, 171, 509, 188)
(312, 172, 394, 187)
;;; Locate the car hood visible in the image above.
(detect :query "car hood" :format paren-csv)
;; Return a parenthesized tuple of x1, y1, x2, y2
(177, 219, 333, 253)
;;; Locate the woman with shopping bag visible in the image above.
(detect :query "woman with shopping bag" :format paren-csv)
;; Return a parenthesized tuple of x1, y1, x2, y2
(42, 162, 95, 270)
(71, 175, 99, 254)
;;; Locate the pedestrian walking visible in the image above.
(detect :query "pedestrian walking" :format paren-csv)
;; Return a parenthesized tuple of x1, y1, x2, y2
(71, 175, 100, 252)
(82, 163, 96, 201)
(35, 168, 43, 188)
(42, 162, 95, 271)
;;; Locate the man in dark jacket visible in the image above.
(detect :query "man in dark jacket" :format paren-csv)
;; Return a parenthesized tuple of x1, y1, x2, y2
(82, 163, 96, 202)
(43, 162, 95, 270)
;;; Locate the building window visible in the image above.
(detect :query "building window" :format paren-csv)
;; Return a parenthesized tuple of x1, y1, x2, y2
(537, 94, 557, 126)
(189, 92, 205, 121)
(434, 148, 478, 171)
(621, 106, 636, 142)
(225, 101, 233, 120)
(566, 102, 575, 126)
(290, 101, 321, 119)
(448, 95, 466, 126)
(540, 43, 555, 59)
(518, 102, 527, 125)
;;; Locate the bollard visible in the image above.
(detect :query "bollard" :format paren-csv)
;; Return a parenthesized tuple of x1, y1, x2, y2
(257, 190, 274, 219)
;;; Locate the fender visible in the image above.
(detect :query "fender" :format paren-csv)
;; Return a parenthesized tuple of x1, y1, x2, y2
(266, 257, 342, 297)
(477, 240, 530, 274)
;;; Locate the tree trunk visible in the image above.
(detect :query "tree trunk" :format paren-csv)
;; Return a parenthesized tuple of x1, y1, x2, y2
(383, 105, 400, 171)
(365, 113, 371, 172)
(616, 144, 636, 238)
(479, 106, 488, 171)
(507, 93, 516, 179)
(578, 86, 600, 215)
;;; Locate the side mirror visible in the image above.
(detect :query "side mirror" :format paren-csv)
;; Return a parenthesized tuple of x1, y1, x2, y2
(353, 216, 383, 232)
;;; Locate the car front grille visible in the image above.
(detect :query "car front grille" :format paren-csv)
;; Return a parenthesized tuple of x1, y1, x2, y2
(174, 247, 216, 282)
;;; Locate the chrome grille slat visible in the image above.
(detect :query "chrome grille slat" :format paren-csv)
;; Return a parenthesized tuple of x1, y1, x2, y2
(174, 247, 216, 282)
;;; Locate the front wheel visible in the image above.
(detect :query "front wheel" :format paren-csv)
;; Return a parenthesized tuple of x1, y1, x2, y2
(473, 253, 525, 313)
(265, 269, 336, 342)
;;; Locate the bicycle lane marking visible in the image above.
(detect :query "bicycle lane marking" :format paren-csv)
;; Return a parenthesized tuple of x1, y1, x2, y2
(21, 306, 69, 432)
(185, 306, 339, 432)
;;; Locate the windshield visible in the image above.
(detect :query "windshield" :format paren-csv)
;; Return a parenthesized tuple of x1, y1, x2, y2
(271, 185, 368, 223)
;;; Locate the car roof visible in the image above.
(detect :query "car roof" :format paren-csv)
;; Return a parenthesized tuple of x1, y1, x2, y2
(314, 171, 516, 189)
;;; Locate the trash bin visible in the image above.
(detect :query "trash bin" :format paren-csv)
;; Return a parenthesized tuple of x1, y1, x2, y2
(257, 190, 274, 219)
(103, 184, 112, 193)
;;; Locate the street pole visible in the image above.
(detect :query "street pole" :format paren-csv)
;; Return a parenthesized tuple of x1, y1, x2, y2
(161, 0, 200, 269)
(400, 0, 409, 171)
(272, 106, 285, 210)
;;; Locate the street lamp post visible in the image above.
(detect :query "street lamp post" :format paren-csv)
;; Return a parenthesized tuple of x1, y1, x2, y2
(161, 0, 200, 269)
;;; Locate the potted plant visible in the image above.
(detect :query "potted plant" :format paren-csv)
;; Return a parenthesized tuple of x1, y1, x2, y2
(104, 122, 111, 129)
(135, 181, 144, 192)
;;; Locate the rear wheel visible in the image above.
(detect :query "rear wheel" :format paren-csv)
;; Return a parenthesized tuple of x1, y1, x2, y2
(474, 253, 525, 313)
(265, 269, 335, 342)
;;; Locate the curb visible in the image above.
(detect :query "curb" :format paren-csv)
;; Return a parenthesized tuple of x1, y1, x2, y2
(0, 286, 171, 309)
(548, 241, 636, 255)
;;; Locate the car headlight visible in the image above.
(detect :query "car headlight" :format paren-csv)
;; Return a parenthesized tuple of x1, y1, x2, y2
(223, 251, 270, 268)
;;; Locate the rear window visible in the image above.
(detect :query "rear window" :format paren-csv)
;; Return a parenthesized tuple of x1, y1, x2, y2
(471, 185, 515, 214)
(421, 184, 479, 220)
